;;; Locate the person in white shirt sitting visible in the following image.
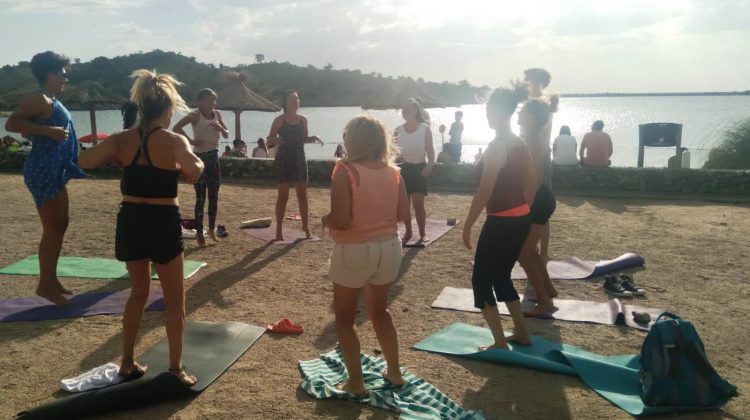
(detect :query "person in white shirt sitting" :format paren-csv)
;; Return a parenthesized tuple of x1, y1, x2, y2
(552, 126, 578, 166)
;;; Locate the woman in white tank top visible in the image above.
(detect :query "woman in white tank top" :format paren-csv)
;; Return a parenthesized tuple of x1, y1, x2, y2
(174, 88, 229, 246)
(394, 98, 435, 243)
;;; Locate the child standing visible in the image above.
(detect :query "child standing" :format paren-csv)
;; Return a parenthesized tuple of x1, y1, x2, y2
(323, 115, 412, 397)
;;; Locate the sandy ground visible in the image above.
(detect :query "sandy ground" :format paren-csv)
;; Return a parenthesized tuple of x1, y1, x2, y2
(0, 173, 748, 420)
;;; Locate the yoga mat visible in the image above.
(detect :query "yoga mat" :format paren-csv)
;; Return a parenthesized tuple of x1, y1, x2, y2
(509, 253, 645, 280)
(0, 256, 206, 280)
(300, 348, 484, 419)
(398, 219, 459, 248)
(238, 224, 320, 245)
(414, 323, 729, 416)
(18, 321, 266, 419)
(0, 289, 165, 322)
(431, 287, 664, 331)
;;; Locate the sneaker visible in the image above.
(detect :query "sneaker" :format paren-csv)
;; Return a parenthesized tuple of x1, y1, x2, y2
(216, 225, 229, 238)
(603, 275, 633, 297)
(619, 274, 645, 295)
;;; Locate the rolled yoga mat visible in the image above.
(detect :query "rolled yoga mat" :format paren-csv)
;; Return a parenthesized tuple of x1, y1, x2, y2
(0, 256, 206, 280)
(300, 348, 483, 419)
(414, 323, 730, 416)
(509, 253, 645, 280)
(237, 223, 320, 245)
(398, 219, 460, 248)
(431, 287, 664, 331)
(0, 289, 165, 322)
(18, 321, 266, 419)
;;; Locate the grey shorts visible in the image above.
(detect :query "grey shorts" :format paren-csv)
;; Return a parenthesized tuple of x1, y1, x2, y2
(328, 236, 402, 288)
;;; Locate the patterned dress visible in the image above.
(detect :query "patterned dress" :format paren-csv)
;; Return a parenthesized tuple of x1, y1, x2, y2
(274, 119, 308, 183)
(23, 98, 86, 207)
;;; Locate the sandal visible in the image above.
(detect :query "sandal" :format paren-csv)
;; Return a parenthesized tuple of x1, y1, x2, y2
(169, 367, 197, 386)
(266, 318, 304, 334)
(118, 362, 147, 382)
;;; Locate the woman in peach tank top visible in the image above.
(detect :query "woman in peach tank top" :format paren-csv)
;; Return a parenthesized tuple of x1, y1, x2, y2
(322, 115, 412, 397)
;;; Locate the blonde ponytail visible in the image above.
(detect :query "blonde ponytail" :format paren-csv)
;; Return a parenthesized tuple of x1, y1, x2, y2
(129, 69, 189, 125)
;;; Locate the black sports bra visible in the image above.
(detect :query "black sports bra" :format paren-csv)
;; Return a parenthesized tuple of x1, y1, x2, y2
(120, 127, 180, 199)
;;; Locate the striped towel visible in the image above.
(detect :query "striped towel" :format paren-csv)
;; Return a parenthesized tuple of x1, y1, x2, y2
(299, 349, 484, 419)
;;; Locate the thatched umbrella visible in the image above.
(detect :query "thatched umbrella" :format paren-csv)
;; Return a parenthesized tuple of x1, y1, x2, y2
(62, 81, 125, 145)
(216, 72, 280, 141)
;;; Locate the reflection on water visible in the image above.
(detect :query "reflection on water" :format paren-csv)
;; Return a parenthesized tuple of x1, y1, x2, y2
(2, 95, 748, 168)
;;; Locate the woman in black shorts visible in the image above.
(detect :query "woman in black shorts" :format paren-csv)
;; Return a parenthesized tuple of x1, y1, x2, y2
(80, 69, 204, 386)
(517, 99, 558, 317)
(394, 98, 435, 243)
(463, 84, 536, 350)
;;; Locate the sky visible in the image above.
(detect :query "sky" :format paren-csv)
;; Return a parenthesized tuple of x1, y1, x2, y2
(0, 0, 748, 93)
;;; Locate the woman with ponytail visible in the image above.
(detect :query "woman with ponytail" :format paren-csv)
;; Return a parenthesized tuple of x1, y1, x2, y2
(80, 69, 204, 386)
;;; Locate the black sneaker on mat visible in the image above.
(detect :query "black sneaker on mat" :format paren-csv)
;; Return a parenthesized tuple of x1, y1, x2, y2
(619, 274, 645, 295)
(216, 225, 229, 238)
(603, 274, 633, 297)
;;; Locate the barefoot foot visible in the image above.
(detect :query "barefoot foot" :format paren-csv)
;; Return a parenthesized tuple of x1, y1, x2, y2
(196, 234, 207, 247)
(507, 334, 532, 347)
(523, 302, 556, 318)
(401, 232, 413, 244)
(479, 342, 508, 351)
(384, 369, 404, 387)
(208, 229, 220, 242)
(336, 380, 366, 398)
(169, 367, 197, 386)
(303, 227, 312, 239)
(547, 287, 559, 299)
(36, 285, 69, 305)
(119, 361, 147, 381)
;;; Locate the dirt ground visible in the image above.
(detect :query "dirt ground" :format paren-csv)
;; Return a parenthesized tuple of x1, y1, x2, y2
(0, 173, 748, 420)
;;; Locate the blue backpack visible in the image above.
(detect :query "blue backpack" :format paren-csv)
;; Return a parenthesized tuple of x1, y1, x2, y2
(640, 312, 738, 407)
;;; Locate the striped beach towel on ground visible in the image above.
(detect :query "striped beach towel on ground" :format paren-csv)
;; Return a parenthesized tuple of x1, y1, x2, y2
(299, 349, 484, 419)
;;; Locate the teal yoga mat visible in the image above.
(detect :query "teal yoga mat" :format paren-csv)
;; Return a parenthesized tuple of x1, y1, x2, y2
(18, 321, 265, 419)
(414, 323, 725, 416)
(0, 256, 206, 279)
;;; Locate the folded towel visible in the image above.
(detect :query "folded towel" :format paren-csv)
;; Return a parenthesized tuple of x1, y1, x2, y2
(60, 363, 122, 393)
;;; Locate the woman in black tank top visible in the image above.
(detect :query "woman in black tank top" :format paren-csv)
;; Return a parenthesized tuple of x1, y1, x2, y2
(80, 69, 203, 387)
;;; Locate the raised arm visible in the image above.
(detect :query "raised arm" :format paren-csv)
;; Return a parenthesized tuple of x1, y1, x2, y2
(5, 93, 67, 141)
(173, 111, 197, 144)
(79, 133, 120, 169)
(322, 164, 352, 230)
(173, 133, 204, 183)
(302, 117, 324, 145)
(462, 140, 507, 249)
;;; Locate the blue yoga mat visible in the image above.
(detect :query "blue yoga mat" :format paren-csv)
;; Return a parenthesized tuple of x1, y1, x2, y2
(414, 323, 725, 416)
(0, 289, 165, 322)
(510, 252, 645, 280)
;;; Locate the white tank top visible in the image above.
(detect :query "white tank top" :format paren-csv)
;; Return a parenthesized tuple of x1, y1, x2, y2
(192, 110, 221, 153)
(396, 122, 428, 163)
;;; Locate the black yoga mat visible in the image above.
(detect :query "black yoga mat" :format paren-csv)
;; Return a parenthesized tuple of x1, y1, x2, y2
(18, 321, 265, 419)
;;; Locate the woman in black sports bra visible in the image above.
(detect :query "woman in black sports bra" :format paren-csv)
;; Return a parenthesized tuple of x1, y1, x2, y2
(79, 69, 204, 387)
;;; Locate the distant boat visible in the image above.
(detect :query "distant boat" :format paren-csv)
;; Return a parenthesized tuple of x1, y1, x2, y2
(78, 133, 109, 143)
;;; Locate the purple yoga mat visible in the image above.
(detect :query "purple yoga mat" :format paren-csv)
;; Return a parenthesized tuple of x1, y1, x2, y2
(510, 253, 646, 280)
(0, 289, 165, 322)
(237, 224, 321, 245)
(431, 287, 664, 331)
(398, 219, 459, 248)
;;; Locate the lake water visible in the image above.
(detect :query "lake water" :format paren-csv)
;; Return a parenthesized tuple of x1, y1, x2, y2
(2, 96, 749, 168)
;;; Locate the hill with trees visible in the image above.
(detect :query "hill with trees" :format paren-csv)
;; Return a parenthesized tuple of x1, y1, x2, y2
(0, 50, 488, 110)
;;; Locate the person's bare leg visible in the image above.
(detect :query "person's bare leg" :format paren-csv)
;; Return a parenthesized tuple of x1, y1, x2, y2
(334, 283, 366, 397)
(505, 299, 532, 346)
(120, 259, 151, 376)
(401, 195, 413, 243)
(35, 188, 71, 304)
(539, 223, 557, 298)
(154, 254, 196, 386)
(540, 222, 550, 263)
(275, 182, 290, 241)
(411, 193, 428, 241)
(295, 181, 311, 238)
(479, 305, 508, 350)
(365, 283, 403, 386)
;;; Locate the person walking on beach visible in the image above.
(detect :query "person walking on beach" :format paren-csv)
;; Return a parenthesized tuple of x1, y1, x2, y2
(463, 85, 535, 349)
(323, 115, 411, 396)
(518, 99, 558, 316)
(394, 97, 435, 243)
(79, 69, 203, 386)
(580, 120, 613, 167)
(4, 51, 86, 305)
(267, 90, 324, 241)
(174, 88, 229, 247)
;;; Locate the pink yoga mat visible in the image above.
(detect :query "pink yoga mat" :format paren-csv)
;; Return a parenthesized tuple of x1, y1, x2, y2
(431, 287, 664, 331)
(0, 289, 165, 322)
(398, 219, 459, 248)
(238, 224, 321, 245)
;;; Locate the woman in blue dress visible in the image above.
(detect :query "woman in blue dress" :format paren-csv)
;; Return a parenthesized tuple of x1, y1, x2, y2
(4, 51, 86, 305)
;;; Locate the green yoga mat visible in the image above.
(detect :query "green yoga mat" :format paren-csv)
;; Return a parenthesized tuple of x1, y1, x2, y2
(414, 323, 724, 416)
(0, 256, 206, 279)
(18, 321, 265, 419)
(300, 349, 484, 419)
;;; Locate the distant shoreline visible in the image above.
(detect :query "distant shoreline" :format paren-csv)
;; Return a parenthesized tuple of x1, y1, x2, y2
(560, 91, 750, 98)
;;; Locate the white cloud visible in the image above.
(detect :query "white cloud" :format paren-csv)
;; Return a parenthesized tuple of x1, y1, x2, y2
(0, 0, 147, 15)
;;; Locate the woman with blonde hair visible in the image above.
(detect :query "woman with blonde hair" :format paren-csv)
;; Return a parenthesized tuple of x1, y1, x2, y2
(80, 69, 204, 386)
(323, 115, 412, 397)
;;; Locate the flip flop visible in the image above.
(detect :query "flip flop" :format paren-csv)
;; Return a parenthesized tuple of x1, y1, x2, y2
(285, 212, 302, 221)
(266, 318, 304, 334)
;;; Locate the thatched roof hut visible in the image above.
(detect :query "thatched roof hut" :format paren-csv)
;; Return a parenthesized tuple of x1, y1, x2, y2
(217, 72, 280, 141)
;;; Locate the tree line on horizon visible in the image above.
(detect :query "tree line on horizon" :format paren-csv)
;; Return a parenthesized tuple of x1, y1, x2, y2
(0, 50, 488, 110)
